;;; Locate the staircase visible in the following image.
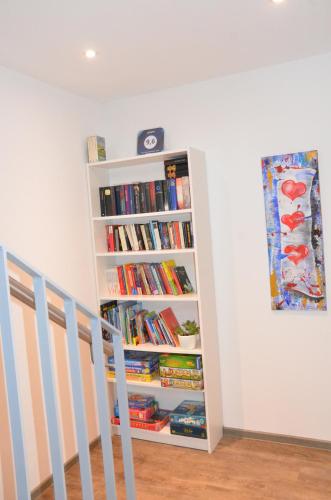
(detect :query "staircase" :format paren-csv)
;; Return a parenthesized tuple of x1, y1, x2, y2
(0, 246, 135, 499)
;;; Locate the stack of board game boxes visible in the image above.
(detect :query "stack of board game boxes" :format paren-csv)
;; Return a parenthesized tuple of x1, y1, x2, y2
(159, 354, 204, 390)
(111, 393, 170, 431)
(107, 351, 159, 382)
(170, 400, 207, 439)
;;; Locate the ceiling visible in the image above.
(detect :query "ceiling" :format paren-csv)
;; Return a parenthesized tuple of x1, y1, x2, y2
(1, 0, 331, 101)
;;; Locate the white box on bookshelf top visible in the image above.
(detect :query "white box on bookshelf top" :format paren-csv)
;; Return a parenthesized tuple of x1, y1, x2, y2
(86, 147, 223, 453)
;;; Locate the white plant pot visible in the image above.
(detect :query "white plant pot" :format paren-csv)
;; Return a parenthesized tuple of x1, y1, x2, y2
(178, 334, 196, 350)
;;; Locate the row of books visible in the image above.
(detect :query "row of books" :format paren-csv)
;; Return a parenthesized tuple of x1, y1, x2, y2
(106, 260, 194, 296)
(111, 393, 170, 432)
(101, 302, 181, 346)
(107, 352, 159, 382)
(99, 177, 191, 217)
(106, 220, 193, 252)
(160, 354, 204, 391)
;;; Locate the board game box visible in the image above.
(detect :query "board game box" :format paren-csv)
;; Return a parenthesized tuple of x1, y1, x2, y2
(160, 377, 204, 390)
(112, 409, 170, 432)
(170, 400, 206, 427)
(159, 354, 202, 370)
(159, 366, 203, 381)
(170, 422, 207, 439)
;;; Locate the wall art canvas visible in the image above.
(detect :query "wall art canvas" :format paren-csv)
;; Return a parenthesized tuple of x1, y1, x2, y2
(262, 150, 326, 311)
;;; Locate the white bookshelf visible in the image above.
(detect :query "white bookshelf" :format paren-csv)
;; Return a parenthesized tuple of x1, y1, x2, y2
(86, 147, 222, 453)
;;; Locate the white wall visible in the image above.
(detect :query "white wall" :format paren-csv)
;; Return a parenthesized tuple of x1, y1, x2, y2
(0, 66, 104, 496)
(0, 65, 102, 308)
(104, 53, 331, 441)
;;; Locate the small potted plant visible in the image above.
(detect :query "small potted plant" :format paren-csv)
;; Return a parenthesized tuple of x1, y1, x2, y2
(175, 320, 200, 349)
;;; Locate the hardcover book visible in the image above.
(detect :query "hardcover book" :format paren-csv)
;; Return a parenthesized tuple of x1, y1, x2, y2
(87, 136, 106, 162)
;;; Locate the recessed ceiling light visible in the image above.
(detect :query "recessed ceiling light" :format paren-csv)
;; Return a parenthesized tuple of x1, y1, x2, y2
(272, 0, 285, 4)
(85, 49, 96, 59)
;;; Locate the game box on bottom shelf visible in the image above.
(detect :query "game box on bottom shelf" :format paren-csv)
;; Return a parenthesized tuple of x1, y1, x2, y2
(170, 400, 206, 427)
(112, 409, 170, 432)
(160, 377, 204, 390)
(170, 423, 207, 439)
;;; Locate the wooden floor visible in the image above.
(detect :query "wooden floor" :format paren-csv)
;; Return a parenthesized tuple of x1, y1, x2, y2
(37, 436, 331, 499)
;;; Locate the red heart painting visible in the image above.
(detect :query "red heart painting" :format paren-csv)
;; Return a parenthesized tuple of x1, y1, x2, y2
(284, 245, 309, 265)
(281, 211, 305, 231)
(281, 180, 306, 201)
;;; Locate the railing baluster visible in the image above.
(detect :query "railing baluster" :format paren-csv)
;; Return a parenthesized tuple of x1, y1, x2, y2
(0, 247, 30, 500)
(33, 275, 67, 500)
(91, 317, 117, 500)
(64, 298, 94, 500)
(112, 333, 136, 500)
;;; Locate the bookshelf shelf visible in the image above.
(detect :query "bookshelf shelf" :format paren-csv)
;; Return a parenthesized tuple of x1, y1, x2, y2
(86, 147, 222, 453)
(123, 342, 202, 355)
(107, 376, 204, 392)
(112, 424, 209, 451)
(93, 208, 192, 223)
(96, 249, 195, 258)
(87, 149, 189, 169)
(100, 294, 199, 303)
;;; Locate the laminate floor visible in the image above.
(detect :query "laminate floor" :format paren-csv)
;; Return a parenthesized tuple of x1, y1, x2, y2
(37, 436, 331, 500)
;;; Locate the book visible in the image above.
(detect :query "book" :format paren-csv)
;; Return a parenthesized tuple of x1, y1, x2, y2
(99, 187, 106, 216)
(174, 266, 194, 293)
(159, 354, 203, 370)
(155, 180, 164, 211)
(164, 157, 189, 179)
(87, 136, 106, 162)
(160, 377, 204, 390)
(100, 300, 117, 341)
(168, 179, 177, 210)
(159, 307, 180, 347)
(106, 225, 115, 252)
(176, 178, 184, 210)
(181, 177, 191, 208)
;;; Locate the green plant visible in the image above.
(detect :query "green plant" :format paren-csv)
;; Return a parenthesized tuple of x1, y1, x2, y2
(175, 320, 200, 337)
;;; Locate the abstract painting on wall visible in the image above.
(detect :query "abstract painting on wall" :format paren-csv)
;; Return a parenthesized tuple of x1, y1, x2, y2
(262, 150, 326, 311)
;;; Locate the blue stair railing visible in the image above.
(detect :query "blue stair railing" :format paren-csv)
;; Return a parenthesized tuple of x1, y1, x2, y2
(0, 246, 136, 499)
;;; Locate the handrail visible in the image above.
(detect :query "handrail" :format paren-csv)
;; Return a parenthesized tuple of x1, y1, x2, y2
(9, 275, 113, 355)
(0, 246, 136, 499)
